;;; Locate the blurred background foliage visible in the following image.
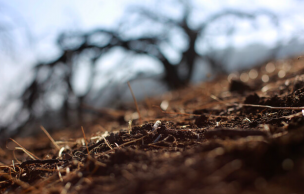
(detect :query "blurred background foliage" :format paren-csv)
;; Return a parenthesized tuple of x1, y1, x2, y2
(1, 0, 304, 138)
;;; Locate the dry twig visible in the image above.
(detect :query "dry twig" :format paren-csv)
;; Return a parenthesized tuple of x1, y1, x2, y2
(81, 127, 90, 154)
(40, 126, 60, 150)
(9, 138, 40, 160)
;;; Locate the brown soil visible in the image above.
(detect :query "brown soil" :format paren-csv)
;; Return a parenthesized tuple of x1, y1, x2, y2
(2, 57, 304, 194)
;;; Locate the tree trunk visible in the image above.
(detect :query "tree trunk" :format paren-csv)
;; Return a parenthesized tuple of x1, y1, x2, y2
(161, 57, 187, 89)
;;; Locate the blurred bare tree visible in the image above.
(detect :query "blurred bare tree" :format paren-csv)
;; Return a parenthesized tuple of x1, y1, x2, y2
(0, 0, 280, 138)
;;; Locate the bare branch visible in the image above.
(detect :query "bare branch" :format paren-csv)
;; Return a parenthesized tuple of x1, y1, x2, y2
(198, 9, 278, 33)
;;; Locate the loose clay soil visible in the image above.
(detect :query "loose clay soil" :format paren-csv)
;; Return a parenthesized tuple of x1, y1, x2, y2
(2, 57, 304, 194)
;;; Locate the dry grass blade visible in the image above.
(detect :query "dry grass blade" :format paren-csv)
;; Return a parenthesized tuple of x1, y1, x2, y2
(210, 94, 236, 106)
(128, 81, 142, 124)
(96, 135, 148, 155)
(40, 126, 60, 150)
(0, 165, 16, 174)
(1, 173, 31, 190)
(10, 138, 40, 160)
(56, 165, 63, 182)
(12, 150, 22, 164)
(102, 136, 113, 150)
(14, 147, 36, 160)
(239, 103, 304, 110)
(211, 94, 304, 110)
(81, 126, 90, 154)
(282, 112, 303, 119)
(119, 135, 147, 147)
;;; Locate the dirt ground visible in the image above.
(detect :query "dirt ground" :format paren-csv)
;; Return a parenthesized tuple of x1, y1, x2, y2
(2, 57, 304, 194)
